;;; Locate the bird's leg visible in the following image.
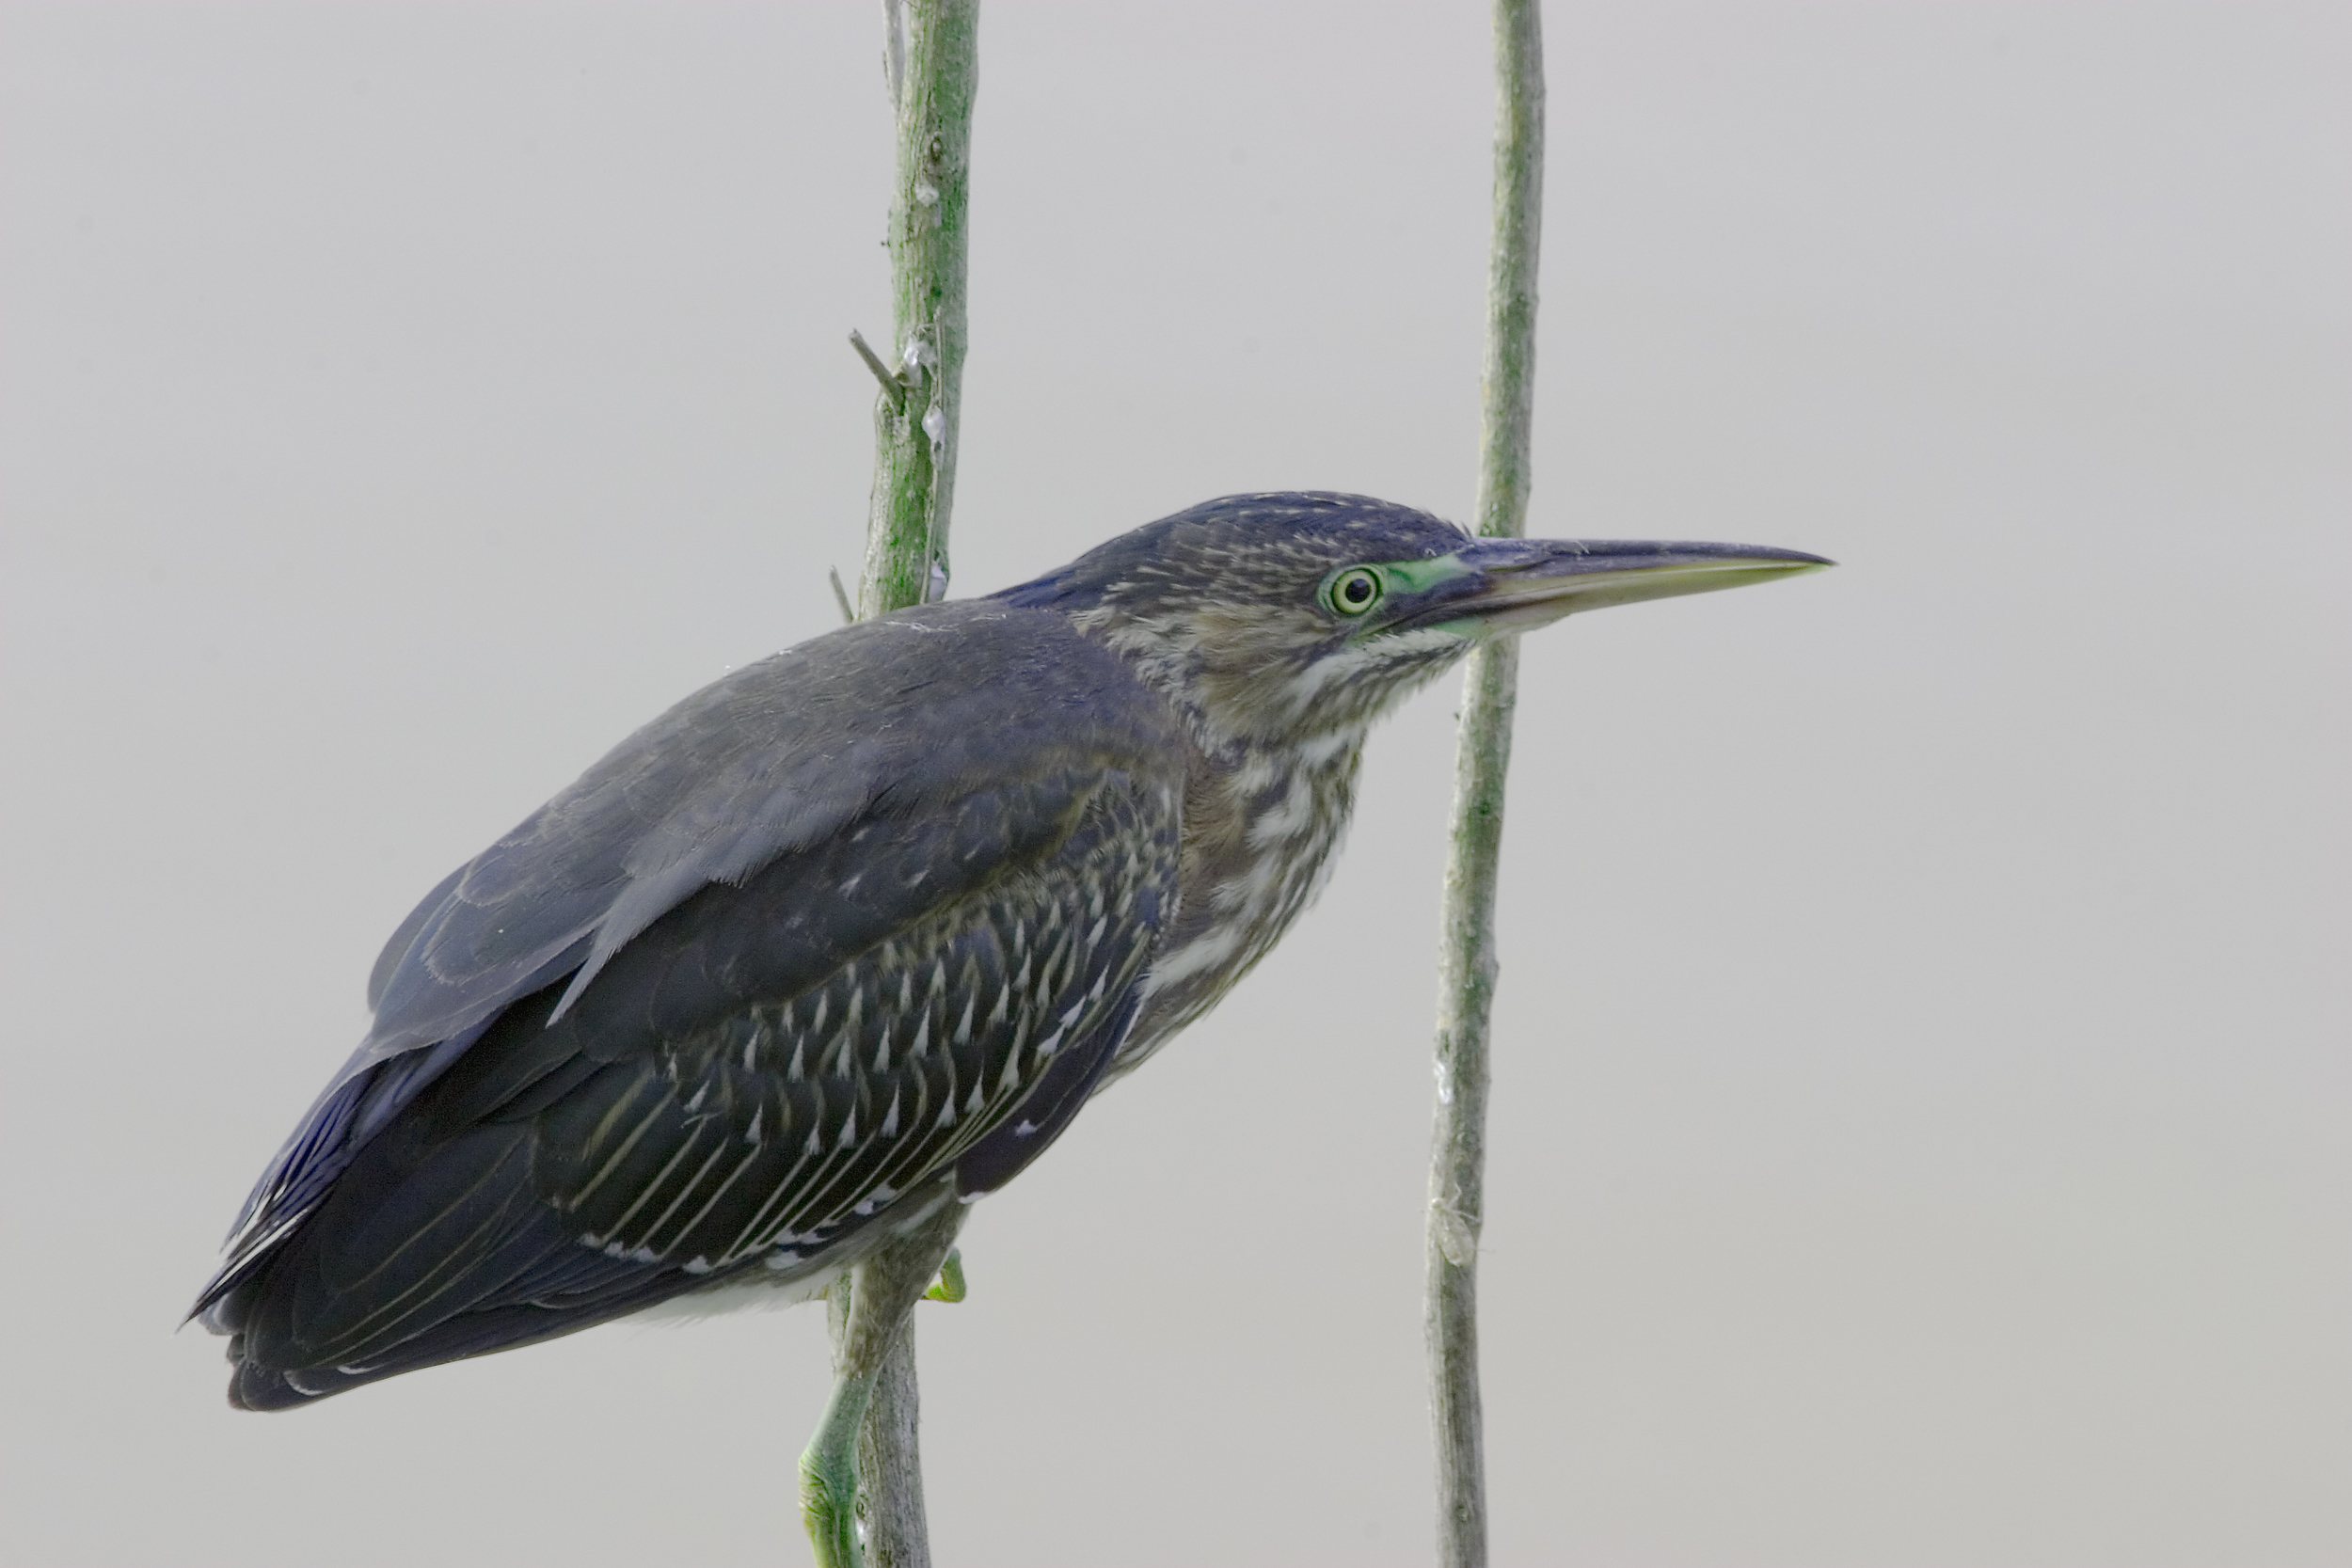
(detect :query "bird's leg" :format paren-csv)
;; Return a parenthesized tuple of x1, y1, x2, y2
(799, 1195, 968, 1568)
(801, 1299, 871, 1568)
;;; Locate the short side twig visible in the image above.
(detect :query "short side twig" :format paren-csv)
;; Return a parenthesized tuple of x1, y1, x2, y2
(849, 330, 908, 410)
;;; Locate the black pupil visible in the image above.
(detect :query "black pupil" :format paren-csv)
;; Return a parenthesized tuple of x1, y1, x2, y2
(1343, 574, 1374, 606)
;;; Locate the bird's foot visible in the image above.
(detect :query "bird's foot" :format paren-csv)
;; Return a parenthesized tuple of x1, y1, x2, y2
(921, 1248, 966, 1304)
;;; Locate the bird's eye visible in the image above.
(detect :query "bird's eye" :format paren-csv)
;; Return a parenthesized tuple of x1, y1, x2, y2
(1327, 567, 1383, 617)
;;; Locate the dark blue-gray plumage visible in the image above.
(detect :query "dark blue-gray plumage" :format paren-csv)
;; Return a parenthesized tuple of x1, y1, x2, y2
(195, 492, 1826, 1409)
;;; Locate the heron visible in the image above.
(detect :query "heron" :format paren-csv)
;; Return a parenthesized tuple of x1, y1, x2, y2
(193, 491, 1827, 1410)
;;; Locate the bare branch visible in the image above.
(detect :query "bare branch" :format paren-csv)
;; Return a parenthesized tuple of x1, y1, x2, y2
(1427, 2, 1544, 1565)
(855, 0, 978, 618)
(799, 6, 982, 1566)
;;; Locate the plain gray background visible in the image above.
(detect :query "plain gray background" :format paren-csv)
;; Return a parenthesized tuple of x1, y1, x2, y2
(3, 3, 2345, 1564)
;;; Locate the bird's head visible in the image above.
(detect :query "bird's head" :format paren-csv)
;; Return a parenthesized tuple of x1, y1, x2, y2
(993, 492, 1829, 747)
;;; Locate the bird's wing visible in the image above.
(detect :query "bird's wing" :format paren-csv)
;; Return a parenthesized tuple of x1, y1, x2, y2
(201, 604, 1186, 1330)
(227, 751, 1176, 1405)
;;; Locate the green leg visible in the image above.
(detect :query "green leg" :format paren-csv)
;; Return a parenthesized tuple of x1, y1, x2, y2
(800, 1318, 876, 1568)
(798, 1197, 969, 1568)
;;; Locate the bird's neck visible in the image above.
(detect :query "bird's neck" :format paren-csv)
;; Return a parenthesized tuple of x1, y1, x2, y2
(1114, 715, 1369, 1074)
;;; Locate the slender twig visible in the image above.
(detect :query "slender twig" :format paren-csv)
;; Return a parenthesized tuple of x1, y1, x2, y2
(796, 6, 980, 1567)
(1427, 2, 1543, 1565)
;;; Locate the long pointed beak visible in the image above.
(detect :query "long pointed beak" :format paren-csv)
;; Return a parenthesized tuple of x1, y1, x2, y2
(1395, 537, 1833, 636)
